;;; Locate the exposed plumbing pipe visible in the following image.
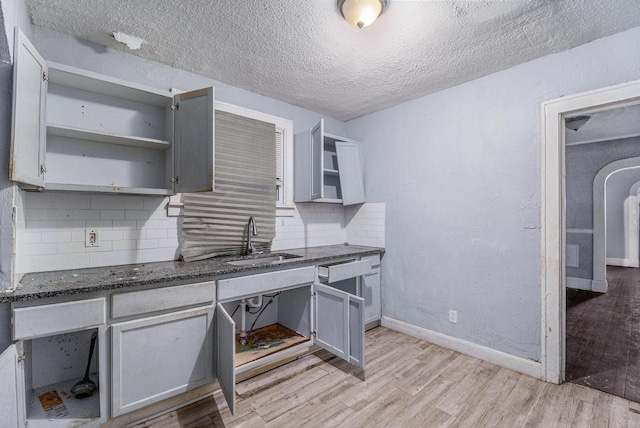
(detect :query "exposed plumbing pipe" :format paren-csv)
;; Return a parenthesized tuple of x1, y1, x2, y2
(240, 299, 248, 345)
(246, 295, 263, 308)
(239, 295, 263, 345)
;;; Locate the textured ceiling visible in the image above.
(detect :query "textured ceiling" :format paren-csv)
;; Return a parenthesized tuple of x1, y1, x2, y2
(24, 0, 640, 121)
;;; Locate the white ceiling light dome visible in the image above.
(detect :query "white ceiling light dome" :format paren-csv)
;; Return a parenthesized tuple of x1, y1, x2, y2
(337, 0, 389, 29)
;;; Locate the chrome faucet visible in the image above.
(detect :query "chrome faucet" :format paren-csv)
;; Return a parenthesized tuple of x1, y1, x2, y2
(246, 216, 260, 255)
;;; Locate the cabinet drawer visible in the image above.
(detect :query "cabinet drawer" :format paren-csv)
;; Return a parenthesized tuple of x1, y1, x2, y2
(318, 259, 371, 283)
(361, 254, 381, 267)
(218, 266, 316, 301)
(111, 281, 215, 319)
(13, 297, 106, 340)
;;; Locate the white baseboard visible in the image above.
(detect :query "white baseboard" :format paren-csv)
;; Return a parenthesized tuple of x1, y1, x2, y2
(606, 257, 639, 268)
(566, 276, 592, 291)
(381, 316, 542, 380)
(591, 278, 608, 293)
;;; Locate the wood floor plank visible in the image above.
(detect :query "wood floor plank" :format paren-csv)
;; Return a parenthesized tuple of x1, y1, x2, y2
(142, 326, 638, 428)
(567, 266, 640, 402)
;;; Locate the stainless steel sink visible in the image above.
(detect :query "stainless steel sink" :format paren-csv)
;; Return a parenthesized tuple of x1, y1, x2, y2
(227, 253, 301, 266)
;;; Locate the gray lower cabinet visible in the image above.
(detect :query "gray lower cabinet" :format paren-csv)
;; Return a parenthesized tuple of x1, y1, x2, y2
(111, 306, 214, 417)
(318, 256, 382, 327)
(0, 341, 25, 427)
(216, 268, 366, 415)
(1, 297, 108, 427)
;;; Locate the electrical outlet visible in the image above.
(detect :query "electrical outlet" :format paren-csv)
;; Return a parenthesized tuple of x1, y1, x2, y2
(448, 310, 458, 324)
(85, 229, 99, 247)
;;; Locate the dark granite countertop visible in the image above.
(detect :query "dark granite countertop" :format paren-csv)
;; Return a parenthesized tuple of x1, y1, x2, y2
(1, 244, 384, 303)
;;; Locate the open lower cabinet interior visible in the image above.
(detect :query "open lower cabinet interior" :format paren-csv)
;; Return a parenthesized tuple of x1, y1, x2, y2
(0, 327, 107, 428)
(215, 280, 366, 416)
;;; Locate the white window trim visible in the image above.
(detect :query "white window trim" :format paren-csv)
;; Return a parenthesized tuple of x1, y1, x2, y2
(168, 99, 295, 217)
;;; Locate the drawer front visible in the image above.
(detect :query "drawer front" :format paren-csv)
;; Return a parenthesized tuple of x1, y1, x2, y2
(361, 254, 381, 268)
(13, 297, 106, 340)
(318, 259, 371, 283)
(111, 281, 215, 319)
(218, 266, 316, 301)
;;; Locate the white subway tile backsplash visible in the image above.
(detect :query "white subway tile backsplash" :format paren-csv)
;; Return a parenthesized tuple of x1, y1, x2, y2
(89, 250, 142, 267)
(56, 242, 86, 254)
(158, 237, 179, 248)
(142, 247, 178, 263)
(86, 220, 113, 229)
(90, 195, 144, 211)
(126, 210, 149, 220)
(26, 193, 90, 210)
(72, 210, 101, 220)
(20, 233, 42, 244)
(100, 210, 125, 220)
(143, 197, 166, 211)
(137, 220, 158, 230)
(41, 231, 72, 243)
(113, 220, 138, 229)
(136, 239, 158, 249)
(146, 229, 167, 239)
(24, 243, 57, 256)
(101, 230, 123, 241)
(112, 240, 136, 251)
(17, 193, 385, 276)
(26, 220, 58, 231)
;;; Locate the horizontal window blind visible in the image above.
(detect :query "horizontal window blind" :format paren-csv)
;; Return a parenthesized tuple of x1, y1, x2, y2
(181, 110, 276, 262)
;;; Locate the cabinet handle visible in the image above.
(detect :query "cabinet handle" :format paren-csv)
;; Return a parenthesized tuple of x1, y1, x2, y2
(170, 176, 179, 183)
(42, 72, 48, 82)
(40, 164, 47, 174)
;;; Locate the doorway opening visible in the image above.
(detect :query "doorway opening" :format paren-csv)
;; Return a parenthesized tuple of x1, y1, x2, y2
(541, 79, 640, 384)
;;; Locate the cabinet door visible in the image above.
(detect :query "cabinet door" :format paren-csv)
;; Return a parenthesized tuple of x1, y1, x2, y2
(0, 341, 25, 427)
(362, 270, 381, 325)
(313, 283, 365, 369)
(310, 119, 324, 200)
(10, 28, 47, 187)
(111, 306, 214, 417)
(174, 87, 215, 193)
(215, 303, 236, 415)
(335, 141, 365, 206)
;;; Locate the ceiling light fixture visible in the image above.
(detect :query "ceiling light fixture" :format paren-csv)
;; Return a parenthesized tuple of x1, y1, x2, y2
(337, 0, 389, 29)
(565, 115, 591, 131)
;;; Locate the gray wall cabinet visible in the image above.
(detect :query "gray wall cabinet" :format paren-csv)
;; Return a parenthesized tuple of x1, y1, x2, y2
(10, 29, 214, 195)
(294, 119, 366, 206)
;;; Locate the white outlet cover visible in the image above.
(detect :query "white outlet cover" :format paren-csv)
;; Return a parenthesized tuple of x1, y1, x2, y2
(85, 229, 100, 247)
(448, 310, 458, 324)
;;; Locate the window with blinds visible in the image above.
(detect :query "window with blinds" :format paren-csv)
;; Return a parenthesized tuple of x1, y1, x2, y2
(181, 110, 276, 262)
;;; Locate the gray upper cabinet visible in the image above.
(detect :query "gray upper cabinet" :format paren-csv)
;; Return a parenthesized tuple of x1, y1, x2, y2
(10, 29, 47, 188)
(294, 119, 366, 206)
(10, 28, 215, 196)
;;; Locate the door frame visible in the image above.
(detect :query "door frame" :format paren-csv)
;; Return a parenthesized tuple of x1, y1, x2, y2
(541, 78, 640, 383)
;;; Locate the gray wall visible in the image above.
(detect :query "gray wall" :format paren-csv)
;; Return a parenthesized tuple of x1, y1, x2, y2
(347, 27, 640, 361)
(566, 136, 640, 279)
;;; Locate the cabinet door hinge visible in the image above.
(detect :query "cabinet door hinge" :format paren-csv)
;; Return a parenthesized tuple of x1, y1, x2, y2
(170, 103, 179, 110)
(311, 331, 316, 337)
(42, 72, 48, 82)
(170, 176, 179, 183)
(40, 164, 47, 175)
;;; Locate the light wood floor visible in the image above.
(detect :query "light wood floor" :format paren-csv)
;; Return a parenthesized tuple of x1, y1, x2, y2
(139, 327, 640, 427)
(566, 266, 640, 402)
